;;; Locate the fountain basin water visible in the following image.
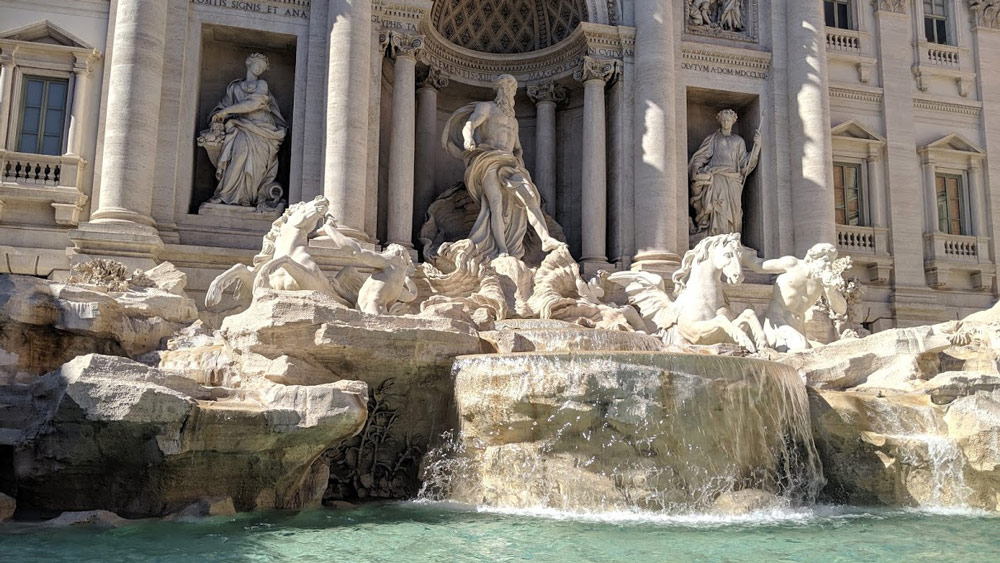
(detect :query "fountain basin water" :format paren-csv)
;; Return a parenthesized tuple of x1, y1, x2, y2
(424, 352, 823, 513)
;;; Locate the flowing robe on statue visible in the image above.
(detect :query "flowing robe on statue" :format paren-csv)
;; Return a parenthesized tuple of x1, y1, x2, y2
(441, 103, 539, 260)
(210, 79, 287, 206)
(689, 131, 759, 236)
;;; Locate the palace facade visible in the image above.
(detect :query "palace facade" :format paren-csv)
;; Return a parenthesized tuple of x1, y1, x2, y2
(2, 0, 1000, 329)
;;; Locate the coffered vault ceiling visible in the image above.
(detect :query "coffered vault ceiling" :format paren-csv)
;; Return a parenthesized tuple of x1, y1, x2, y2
(432, 0, 588, 54)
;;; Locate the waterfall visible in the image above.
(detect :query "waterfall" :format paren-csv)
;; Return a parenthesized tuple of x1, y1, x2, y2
(420, 351, 824, 513)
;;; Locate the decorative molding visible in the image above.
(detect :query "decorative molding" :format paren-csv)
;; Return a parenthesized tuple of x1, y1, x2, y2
(417, 21, 631, 87)
(969, 0, 1000, 29)
(381, 31, 424, 60)
(416, 66, 449, 90)
(574, 56, 620, 84)
(829, 85, 884, 104)
(684, 0, 759, 44)
(913, 97, 983, 116)
(526, 81, 569, 105)
(872, 0, 907, 14)
(681, 44, 771, 80)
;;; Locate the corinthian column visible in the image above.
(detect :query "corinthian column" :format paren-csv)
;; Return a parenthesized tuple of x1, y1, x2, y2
(632, 0, 680, 272)
(325, 0, 372, 239)
(526, 82, 567, 216)
(786, 0, 836, 255)
(384, 32, 423, 249)
(414, 66, 448, 240)
(90, 0, 168, 226)
(575, 57, 619, 271)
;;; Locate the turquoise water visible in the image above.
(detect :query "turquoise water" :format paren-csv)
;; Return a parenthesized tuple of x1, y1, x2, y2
(1, 502, 997, 563)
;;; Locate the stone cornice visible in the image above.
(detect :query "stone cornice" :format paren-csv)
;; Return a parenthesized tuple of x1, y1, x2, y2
(681, 43, 772, 80)
(415, 21, 633, 87)
(828, 85, 884, 104)
(913, 96, 983, 116)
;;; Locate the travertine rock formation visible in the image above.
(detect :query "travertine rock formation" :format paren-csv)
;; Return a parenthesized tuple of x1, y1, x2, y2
(6, 354, 366, 516)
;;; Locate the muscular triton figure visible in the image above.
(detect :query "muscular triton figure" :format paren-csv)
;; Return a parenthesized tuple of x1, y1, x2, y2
(442, 74, 564, 260)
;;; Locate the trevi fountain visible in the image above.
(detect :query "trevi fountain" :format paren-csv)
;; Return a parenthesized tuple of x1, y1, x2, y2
(2, 0, 1000, 561)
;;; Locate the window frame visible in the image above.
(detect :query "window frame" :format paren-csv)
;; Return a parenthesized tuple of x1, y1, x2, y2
(833, 159, 869, 227)
(922, 0, 954, 46)
(824, 0, 854, 30)
(5, 65, 75, 155)
(935, 169, 970, 236)
(15, 74, 70, 156)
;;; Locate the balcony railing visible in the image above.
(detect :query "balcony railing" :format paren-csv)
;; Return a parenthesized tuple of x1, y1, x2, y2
(918, 42, 962, 68)
(0, 150, 88, 226)
(826, 28, 862, 55)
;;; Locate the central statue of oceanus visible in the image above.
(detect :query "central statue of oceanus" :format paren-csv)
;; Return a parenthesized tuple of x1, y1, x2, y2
(441, 74, 565, 262)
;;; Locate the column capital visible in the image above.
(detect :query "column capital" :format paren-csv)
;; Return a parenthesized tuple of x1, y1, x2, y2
(72, 50, 101, 75)
(871, 0, 907, 14)
(969, 155, 985, 170)
(380, 31, 424, 61)
(867, 145, 883, 160)
(970, 1, 1000, 30)
(526, 82, 569, 106)
(574, 56, 621, 85)
(416, 66, 449, 91)
(0, 48, 16, 67)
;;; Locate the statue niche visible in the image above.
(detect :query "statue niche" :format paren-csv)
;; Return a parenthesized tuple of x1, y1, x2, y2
(197, 53, 287, 212)
(688, 108, 761, 240)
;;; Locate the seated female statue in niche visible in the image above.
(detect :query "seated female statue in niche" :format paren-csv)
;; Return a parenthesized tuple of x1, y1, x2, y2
(197, 53, 287, 210)
(689, 109, 761, 238)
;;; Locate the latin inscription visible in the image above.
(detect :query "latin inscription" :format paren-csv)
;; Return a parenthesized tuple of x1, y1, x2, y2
(190, 0, 309, 20)
(682, 62, 767, 80)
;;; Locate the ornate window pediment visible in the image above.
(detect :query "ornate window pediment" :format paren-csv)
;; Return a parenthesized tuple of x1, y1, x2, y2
(921, 133, 984, 156)
(831, 119, 886, 144)
(431, 0, 588, 54)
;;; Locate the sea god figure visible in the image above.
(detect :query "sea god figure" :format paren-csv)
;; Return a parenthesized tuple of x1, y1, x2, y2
(441, 74, 564, 261)
(689, 109, 761, 237)
(198, 53, 287, 209)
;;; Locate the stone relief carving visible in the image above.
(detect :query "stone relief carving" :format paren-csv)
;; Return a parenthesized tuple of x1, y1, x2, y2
(441, 74, 566, 262)
(744, 243, 850, 352)
(689, 109, 761, 238)
(573, 56, 621, 84)
(197, 53, 287, 211)
(205, 196, 416, 315)
(610, 233, 766, 351)
(970, 0, 1000, 28)
(872, 0, 907, 13)
(687, 0, 746, 32)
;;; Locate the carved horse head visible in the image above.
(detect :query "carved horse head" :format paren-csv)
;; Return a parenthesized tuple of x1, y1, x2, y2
(671, 232, 744, 295)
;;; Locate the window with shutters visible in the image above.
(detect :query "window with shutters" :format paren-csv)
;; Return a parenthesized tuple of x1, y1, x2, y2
(935, 173, 966, 235)
(16, 76, 69, 156)
(834, 162, 866, 226)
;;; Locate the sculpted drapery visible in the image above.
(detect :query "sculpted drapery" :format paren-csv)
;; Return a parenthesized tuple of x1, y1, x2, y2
(689, 109, 760, 237)
(201, 53, 287, 208)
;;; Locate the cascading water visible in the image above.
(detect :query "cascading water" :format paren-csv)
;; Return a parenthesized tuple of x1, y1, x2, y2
(420, 350, 825, 513)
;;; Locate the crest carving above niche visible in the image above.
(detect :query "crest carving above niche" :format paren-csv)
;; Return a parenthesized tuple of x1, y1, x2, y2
(684, 0, 758, 44)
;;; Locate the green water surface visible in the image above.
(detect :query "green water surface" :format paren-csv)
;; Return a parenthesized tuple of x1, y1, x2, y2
(1, 502, 997, 563)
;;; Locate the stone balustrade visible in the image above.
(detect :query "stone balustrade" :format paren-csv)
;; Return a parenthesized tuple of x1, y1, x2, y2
(920, 42, 962, 68)
(826, 28, 861, 54)
(835, 224, 892, 284)
(923, 232, 994, 289)
(0, 150, 88, 226)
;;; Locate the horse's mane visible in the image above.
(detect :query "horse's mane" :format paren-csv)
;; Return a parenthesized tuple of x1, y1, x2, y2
(252, 201, 306, 268)
(671, 233, 740, 295)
